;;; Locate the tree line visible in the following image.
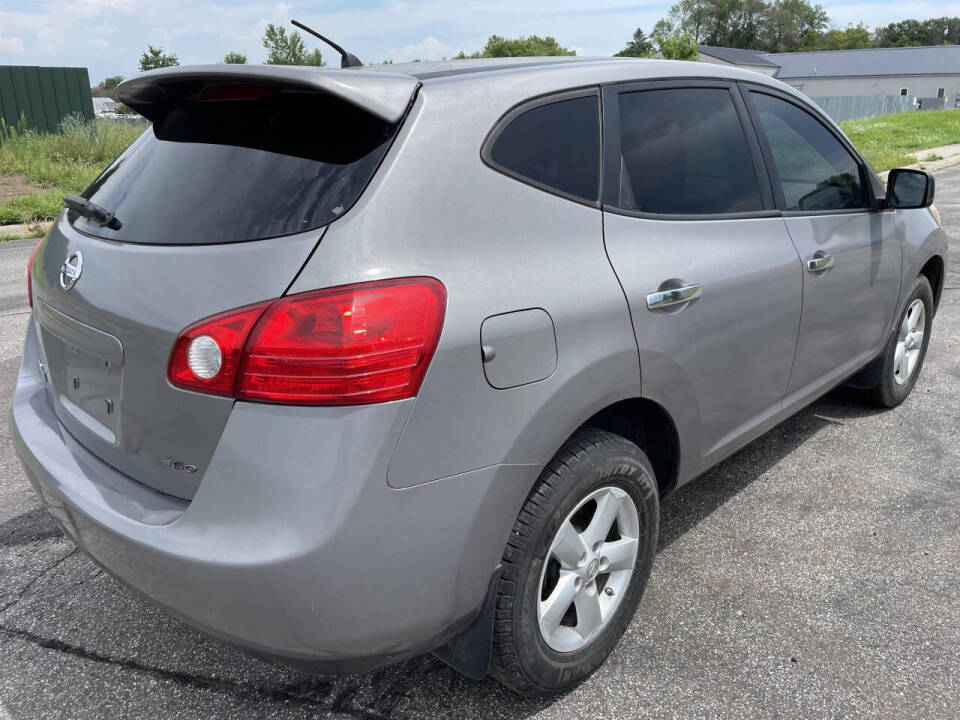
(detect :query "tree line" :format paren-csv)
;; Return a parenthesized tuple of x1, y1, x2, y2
(619, 2, 960, 58)
(91, 23, 323, 99)
(91, 12, 960, 99)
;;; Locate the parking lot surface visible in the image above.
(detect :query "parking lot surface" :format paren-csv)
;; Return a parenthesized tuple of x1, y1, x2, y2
(1, 169, 958, 719)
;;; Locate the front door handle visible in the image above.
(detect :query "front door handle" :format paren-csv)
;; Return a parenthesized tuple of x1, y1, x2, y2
(646, 284, 702, 310)
(806, 254, 835, 273)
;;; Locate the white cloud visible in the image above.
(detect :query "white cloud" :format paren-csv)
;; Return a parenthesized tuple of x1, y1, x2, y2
(0, 35, 25, 54)
(388, 35, 457, 62)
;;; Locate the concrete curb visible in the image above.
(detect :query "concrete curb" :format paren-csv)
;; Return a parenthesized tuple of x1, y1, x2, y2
(878, 143, 960, 181)
(0, 221, 52, 241)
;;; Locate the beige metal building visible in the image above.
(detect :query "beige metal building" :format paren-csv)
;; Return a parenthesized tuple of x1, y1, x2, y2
(698, 45, 960, 103)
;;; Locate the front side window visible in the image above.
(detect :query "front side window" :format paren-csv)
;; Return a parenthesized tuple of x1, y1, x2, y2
(750, 92, 867, 212)
(613, 87, 763, 215)
(488, 95, 600, 203)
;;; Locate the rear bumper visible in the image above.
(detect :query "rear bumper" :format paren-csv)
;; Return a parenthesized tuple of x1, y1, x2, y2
(10, 321, 535, 673)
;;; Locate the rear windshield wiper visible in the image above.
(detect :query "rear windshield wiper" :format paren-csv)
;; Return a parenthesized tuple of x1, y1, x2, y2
(63, 195, 122, 230)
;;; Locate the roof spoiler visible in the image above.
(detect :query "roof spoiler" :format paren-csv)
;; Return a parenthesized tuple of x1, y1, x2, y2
(116, 65, 419, 124)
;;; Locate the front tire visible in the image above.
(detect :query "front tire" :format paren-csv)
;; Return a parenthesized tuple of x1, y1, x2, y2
(490, 429, 659, 697)
(866, 275, 933, 408)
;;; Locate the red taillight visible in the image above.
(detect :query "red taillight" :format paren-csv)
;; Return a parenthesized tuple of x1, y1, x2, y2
(167, 278, 446, 406)
(26, 239, 43, 308)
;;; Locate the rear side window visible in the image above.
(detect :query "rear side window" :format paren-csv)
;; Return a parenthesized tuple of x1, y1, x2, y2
(749, 92, 866, 212)
(487, 95, 600, 203)
(74, 89, 398, 244)
(614, 88, 763, 215)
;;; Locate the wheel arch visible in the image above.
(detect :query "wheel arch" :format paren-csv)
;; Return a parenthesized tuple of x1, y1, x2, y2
(573, 397, 681, 498)
(919, 254, 945, 313)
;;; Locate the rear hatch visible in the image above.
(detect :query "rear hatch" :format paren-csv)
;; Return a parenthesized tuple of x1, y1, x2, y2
(29, 66, 418, 500)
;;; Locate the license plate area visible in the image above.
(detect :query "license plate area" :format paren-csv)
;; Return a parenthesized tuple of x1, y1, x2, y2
(36, 299, 124, 444)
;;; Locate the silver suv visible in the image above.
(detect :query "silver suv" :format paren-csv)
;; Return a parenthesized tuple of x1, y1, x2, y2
(11, 57, 947, 696)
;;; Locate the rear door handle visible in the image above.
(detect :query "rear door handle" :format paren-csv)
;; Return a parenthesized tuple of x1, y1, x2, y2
(806, 254, 835, 273)
(646, 284, 702, 310)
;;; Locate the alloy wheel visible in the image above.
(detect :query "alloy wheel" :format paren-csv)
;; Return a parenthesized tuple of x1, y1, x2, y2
(894, 299, 926, 385)
(537, 486, 640, 653)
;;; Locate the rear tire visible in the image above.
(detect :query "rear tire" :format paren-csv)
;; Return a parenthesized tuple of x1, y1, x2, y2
(865, 276, 933, 408)
(490, 428, 659, 697)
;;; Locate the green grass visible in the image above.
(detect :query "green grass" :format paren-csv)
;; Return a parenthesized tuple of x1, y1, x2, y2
(840, 109, 960, 173)
(0, 191, 63, 225)
(0, 115, 145, 224)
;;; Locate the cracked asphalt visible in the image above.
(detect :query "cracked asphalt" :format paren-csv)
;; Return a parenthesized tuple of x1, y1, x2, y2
(1, 168, 959, 719)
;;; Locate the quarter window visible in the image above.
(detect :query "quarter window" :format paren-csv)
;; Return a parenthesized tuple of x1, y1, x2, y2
(613, 88, 763, 215)
(488, 95, 600, 203)
(750, 92, 867, 212)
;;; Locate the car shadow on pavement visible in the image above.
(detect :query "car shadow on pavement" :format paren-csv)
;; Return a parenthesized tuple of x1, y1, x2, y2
(0, 388, 892, 720)
(658, 387, 887, 551)
(0, 506, 62, 549)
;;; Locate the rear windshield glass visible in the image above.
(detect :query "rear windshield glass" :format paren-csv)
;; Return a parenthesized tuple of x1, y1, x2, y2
(74, 89, 398, 244)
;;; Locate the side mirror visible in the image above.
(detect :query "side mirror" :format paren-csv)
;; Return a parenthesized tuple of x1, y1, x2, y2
(887, 169, 935, 209)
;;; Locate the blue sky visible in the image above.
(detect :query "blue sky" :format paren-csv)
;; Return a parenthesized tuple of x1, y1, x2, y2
(1, 0, 960, 83)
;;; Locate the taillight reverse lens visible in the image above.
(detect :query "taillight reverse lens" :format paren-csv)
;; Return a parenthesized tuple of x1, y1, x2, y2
(167, 278, 446, 406)
(26, 239, 43, 308)
(168, 301, 271, 396)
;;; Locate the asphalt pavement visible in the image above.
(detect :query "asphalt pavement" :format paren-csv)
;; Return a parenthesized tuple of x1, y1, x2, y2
(0, 170, 958, 719)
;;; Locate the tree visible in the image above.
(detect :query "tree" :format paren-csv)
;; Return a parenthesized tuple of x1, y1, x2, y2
(456, 35, 576, 58)
(874, 17, 960, 47)
(657, 30, 700, 60)
(262, 23, 324, 65)
(652, 0, 838, 52)
(91, 75, 124, 99)
(615, 28, 654, 57)
(760, 0, 828, 52)
(139, 45, 179, 72)
(804, 23, 871, 51)
(223, 51, 247, 64)
(727, 0, 769, 48)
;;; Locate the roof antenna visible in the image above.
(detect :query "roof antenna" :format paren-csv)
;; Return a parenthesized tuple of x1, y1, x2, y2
(291, 19, 362, 68)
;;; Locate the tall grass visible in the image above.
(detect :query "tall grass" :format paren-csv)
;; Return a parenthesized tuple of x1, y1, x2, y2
(840, 108, 960, 172)
(0, 114, 145, 224)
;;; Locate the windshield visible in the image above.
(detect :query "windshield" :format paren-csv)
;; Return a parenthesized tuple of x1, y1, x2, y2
(74, 89, 398, 244)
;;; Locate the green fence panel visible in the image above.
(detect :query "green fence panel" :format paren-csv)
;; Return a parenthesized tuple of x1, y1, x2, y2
(49, 67, 71, 123)
(37, 68, 60, 132)
(25, 68, 50, 133)
(62, 69, 83, 120)
(0, 65, 95, 134)
(76, 68, 94, 120)
(0, 67, 18, 130)
(9, 66, 32, 128)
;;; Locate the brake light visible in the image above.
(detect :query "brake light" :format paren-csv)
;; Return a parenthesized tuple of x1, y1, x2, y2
(26, 239, 43, 308)
(196, 83, 278, 102)
(167, 278, 446, 405)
